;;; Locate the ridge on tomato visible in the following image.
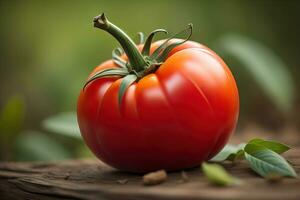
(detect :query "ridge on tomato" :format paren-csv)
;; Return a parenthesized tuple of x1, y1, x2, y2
(77, 13, 239, 173)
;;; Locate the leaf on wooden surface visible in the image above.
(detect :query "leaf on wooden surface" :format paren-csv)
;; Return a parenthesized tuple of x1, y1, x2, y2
(202, 162, 239, 186)
(248, 138, 290, 154)
(211, 143, 246, 162)
(244, 143, 297, 178)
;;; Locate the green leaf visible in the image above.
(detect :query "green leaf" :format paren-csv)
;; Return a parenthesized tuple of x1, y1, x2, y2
(137, 32, 145, 44)
(152, 24, 193, 62)
(244, 143, 297, 178)
(112, 47, 126, 68)
(210, 143, 246, 162)
(248, 138, 290, 154)
(84, 68, 129, 89)
(211, 139, 291, 163)
(216, 34, 295, 113)
(118, 74, 137, 106)
(202, 162, 239, 186)
(210, 144, 238, 162)
(0, 95, 25, 142)
(14, 131, 71, 161)
(141, 29, 168, 56)
(227, 149, 245, 161)
(228, 143, 246, 161)
(42, 112, 81, 139)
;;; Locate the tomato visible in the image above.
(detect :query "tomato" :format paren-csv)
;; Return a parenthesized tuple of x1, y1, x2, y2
(77, 13, 239, 173)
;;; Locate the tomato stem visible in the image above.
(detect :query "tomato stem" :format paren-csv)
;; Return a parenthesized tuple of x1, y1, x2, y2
(93, 13, 148, 72)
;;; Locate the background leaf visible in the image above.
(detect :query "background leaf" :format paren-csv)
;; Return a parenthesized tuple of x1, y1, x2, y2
(0, 95, 25, 141)
(42, 112, 81, 139)
(216, 34, 295, 113)
(244, 143, 297, 177)
(14, 131, 71, 161)
(202, 162, 239, 186)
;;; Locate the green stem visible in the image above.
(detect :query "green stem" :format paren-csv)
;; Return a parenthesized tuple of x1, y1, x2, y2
(93, 13, 147, 72)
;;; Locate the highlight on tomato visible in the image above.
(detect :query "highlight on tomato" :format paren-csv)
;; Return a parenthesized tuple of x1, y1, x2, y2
(77, 13, 239, 173)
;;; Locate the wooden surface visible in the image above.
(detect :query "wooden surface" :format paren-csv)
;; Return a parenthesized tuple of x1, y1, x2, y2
(0, 148, 299, 200)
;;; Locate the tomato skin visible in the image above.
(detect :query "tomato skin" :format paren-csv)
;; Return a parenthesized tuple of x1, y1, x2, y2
(77, 40, 239, 173)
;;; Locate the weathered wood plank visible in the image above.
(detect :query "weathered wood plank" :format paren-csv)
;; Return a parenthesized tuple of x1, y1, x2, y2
(0, 148, 299, 200)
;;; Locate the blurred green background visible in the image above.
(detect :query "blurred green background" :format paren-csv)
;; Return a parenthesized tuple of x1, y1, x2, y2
(0, 0, 300, 161)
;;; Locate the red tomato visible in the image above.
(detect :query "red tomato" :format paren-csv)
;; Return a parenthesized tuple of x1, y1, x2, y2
(77, 14, 239, 173)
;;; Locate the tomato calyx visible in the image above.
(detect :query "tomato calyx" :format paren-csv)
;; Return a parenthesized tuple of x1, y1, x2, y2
(85, 13, 193, 106)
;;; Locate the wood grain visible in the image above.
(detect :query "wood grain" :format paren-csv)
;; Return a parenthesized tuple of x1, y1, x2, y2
(0, 148, 299, 200)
